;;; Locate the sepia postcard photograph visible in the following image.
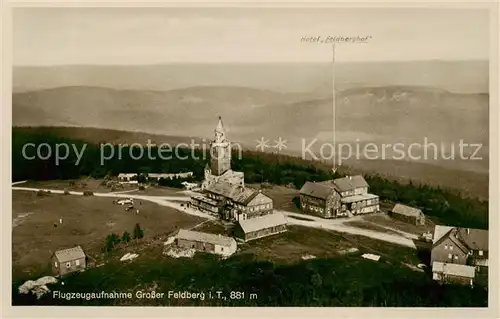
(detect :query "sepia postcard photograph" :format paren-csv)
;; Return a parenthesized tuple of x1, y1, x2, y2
(3, 1, 499, 316)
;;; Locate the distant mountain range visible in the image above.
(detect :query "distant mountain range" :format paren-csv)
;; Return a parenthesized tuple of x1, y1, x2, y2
(13, 60, 488, 94)
(12, 60, 489, 195)
(13, 84, 489, 175)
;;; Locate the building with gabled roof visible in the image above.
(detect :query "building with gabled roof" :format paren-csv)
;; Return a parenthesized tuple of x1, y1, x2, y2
(234, 212, 288, 242)
(192, 180, 273, 221)
(332, 175, 369, 196)
(390, 203, 426, 225)
(175, 229, 237, 257)
(299, 181, 341, 218)
(118, 173, 138, 184)
(205, 181, 256, 204)
(300, 181, 336, 200)
(51, 246, 86, 277)
(148, 172, 193, 181)
(431, 225, 489, 272)
(299, 175, 379, 219)
(432, 261, 475, 286)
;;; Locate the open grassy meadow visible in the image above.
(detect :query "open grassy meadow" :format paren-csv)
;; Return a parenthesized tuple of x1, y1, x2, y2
(254, 185, 301, 213)
(20, 178, 118, 193)
(12, 190, 205, 279)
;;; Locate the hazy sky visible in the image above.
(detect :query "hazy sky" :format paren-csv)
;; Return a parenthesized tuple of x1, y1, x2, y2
(13, 7, 489, 65)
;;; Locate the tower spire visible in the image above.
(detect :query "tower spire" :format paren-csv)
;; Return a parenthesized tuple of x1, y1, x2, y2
(215, 116, 224, 134)
(214, 116, 226, 143)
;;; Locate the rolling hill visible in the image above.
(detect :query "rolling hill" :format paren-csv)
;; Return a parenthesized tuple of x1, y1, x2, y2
(12, 82, 489, 197)
(13, 84, 489, 161)
(13, 61, 489, 94)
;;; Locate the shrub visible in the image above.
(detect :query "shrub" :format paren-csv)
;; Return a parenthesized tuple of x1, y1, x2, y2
(122, 231, 131, 243)
(261, 182, 273, 189)
(133, 223, 144, 240)
(36, 190, 49, 197)
(103, 233, 121, 252)
(292, 196, 301, 209)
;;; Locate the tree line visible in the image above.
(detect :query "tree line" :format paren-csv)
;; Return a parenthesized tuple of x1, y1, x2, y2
(12, 129, 488, 229)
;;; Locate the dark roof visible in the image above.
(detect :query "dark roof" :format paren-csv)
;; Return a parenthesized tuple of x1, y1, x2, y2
(433, 227, 468, 254)
(457, 228, 488, 251)
(299, 181, 335, 199)
(333, 175, 369, 192)
(205, 181, 260, 205)
(392, 203, 423, 217)
(433, 226, 488, 253)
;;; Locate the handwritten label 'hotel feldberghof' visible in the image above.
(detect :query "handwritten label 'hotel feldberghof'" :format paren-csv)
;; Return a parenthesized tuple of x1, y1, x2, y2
(300, 35, 372, 43)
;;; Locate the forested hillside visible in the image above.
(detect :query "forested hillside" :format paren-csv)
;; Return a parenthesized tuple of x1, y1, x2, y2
(12, 129, 488, 229)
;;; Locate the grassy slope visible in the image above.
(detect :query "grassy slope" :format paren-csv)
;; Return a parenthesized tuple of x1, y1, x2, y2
(12, 190, 204, 277)
(12, 225, 487, 307)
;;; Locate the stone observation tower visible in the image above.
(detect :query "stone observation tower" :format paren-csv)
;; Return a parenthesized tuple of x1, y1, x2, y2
(210, 116, 232, 176)
(201, 117, 244, 190)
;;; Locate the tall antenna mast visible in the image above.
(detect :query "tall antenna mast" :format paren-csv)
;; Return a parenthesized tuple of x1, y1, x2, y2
(332, 42, 338, 174)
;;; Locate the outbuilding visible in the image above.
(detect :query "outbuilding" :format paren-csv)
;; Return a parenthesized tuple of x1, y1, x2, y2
(51, 246, 86, 277)
(175, 229, 237, 257)
(390, 203, 425, 225)
(432, 261, 475, 286)
(234, 212, 288, 242)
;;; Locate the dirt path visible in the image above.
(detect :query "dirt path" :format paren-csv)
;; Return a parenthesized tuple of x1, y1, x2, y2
(12, 187, 214, 220)
(12, 186, 415, 249)
(110, 188, 140, 194)
(282, 211, 417, 249)
(364, 221, 420, 240)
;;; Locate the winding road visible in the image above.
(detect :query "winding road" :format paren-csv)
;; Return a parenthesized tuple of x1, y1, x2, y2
(12, 185, 417, 249)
